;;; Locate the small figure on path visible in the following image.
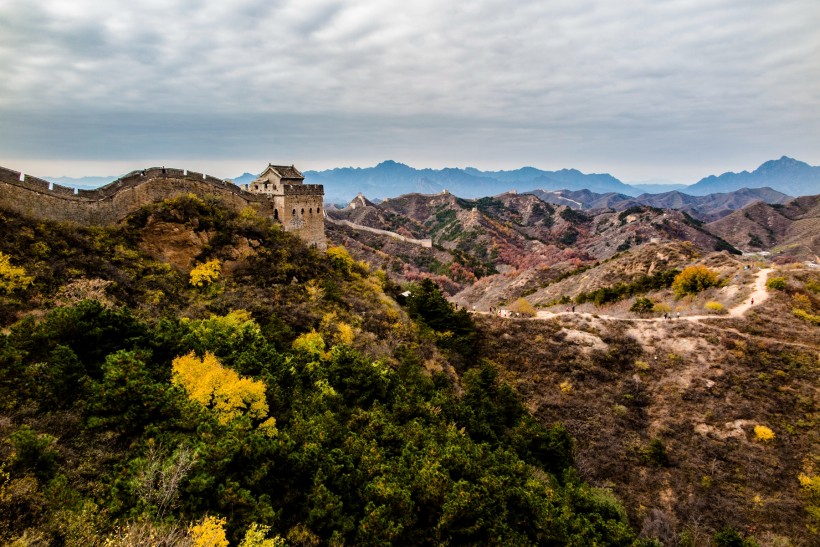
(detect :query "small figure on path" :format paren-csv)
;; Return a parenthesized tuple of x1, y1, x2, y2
(676, 312, 680, 319)
(663, 312, 667, 320)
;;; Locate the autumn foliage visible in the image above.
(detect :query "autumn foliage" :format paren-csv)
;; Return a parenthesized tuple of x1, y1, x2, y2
(172, 351, 276, 435)
(0, 251, 33, 294)
(672, 265, 719, 298)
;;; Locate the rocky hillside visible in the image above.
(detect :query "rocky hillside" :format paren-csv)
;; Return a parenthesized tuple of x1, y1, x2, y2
(528, 187, 792, 222)
(706, 194, 820, 259)
(473, 264, 819, 544)
(327, 191, 739, 295)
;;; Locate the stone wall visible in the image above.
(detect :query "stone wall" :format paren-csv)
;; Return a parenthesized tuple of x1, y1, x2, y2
(0, 165, 326, 249)
(324, 216, 432, 248)
(284, 192, 326, 250)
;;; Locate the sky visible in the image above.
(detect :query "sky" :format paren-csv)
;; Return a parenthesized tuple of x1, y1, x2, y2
(0, 0, 818, 183)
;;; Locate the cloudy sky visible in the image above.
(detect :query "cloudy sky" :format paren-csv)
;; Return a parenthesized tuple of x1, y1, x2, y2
(1, 0, 818, 183)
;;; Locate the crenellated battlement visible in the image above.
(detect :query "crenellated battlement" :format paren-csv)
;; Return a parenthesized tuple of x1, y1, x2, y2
(283, 183, 324, 195)
(0, 164, 326, 249)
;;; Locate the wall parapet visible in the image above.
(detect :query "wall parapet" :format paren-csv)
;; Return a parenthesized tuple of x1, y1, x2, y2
(284, 184, 324, 196)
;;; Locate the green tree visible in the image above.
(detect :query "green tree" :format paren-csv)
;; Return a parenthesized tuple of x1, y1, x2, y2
(630, 297, 654, 314)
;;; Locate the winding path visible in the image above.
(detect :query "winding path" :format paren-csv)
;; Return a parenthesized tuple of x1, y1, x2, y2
(476, 268, 774, 323)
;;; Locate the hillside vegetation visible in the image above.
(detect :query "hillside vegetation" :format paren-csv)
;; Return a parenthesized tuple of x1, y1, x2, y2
(1, 196, 649, 545)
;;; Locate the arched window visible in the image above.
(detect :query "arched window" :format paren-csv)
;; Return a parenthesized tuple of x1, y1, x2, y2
(292, 209, 296, 217)
(274, 209, 279, 220)
(301, 208, 305, 216)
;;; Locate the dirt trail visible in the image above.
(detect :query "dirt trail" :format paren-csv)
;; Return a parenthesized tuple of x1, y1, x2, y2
(528, 268, 774, 323)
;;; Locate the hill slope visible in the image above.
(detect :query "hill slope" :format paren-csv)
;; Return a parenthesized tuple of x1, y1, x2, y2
(328, 191, 740, 296)
(706, 194, 820, 259)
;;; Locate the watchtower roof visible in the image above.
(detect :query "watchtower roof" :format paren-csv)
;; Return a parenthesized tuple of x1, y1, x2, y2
(257, 164, 304, 182)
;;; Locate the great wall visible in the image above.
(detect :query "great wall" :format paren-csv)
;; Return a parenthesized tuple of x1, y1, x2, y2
(0, 164, 326, 249)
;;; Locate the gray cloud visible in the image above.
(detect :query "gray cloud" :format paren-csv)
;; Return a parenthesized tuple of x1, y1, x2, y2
(0, 0, 818, 181)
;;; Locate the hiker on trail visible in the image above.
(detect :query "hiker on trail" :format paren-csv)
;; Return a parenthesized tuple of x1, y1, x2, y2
(676, 312, 680, 319)
(663, 312, 667, 320)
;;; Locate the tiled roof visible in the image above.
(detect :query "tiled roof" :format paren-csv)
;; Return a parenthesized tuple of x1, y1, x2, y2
(267, 164, 303, 180)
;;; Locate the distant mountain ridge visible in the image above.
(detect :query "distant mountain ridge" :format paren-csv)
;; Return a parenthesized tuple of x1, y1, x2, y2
(528, 186, 793, 222)
(306, 157, 817, 202)
(686, 156, 820, 196)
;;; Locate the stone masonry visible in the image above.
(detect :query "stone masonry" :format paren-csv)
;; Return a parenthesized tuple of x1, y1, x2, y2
(0, 165, 326, 250)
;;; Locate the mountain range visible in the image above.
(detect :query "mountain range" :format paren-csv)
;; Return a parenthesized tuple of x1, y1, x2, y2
(528, 186, 792, 222)
(306, 156, 818, 202)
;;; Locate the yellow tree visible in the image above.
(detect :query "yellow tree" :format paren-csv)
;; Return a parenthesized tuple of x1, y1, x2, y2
(189, 516, 228, 547)
(189, 259, 221, 287)
(671, 265, 719, 298)
(0, 251, 34, 294)
(171, 352, 276, 435)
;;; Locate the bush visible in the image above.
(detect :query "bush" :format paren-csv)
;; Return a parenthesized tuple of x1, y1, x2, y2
(640, 439, 670, 467)
(189, 259, 221, 287)
(630, 297, 654, 314)
(671, 266, 719, 298)
(0, 251, 34, 294)
(713, 527, 759, 546)
(509, 297, 536, 317)
(793, 308, 820, 325)
(766, 277, 787, 291)
(705, 301, 725, 314)
(8, 425, 58, 481)
(753, 425, 775, 442)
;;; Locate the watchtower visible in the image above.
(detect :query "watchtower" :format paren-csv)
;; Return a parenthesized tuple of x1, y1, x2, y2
(243, 164, 326, 249)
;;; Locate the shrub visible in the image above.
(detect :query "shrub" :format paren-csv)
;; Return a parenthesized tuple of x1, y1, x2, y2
(672, 265, 719, 298)
(509, 297, 536, 317)
(190, 516, 228, 547)
(753, 425, 775, 442)
(766, 277, 787, 291)
(792, 308, 820, 325)
(713, 527, 758, 546)
(0, 251, 34, 294)
(189, 259, 221, 287)
(705, 301, 725, 314)
(8, 425, 58, 481)
(559, 380, 573, 394)
(630, 297, 654, 314)
(653, 303, 671, 314)
(640, 439, 670, 467)
(634, 360, 650, 371)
